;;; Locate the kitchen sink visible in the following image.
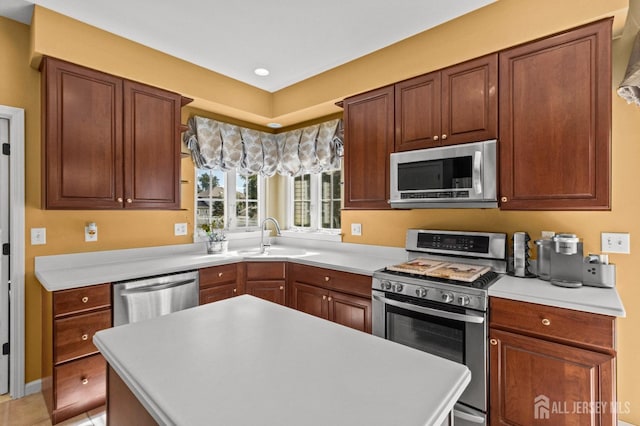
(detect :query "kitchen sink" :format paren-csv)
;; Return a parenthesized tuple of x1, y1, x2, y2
(236, 247, 308, 257)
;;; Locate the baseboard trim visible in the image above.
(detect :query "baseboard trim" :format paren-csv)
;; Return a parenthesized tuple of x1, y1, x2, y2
(619, 421, 637, 426)
(24, 379, 41, 396)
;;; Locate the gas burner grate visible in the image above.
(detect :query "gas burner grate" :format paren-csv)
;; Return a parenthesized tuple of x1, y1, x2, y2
(381, 268, 501, 290)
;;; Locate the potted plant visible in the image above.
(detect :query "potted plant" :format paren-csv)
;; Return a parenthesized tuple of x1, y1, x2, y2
(200, 218, 228, 254)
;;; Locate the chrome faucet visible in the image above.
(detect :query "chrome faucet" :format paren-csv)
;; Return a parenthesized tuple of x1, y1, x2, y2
(260, 217, 282, 253)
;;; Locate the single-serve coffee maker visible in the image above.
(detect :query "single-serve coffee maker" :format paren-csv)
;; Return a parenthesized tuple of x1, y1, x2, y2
(549, 233, 584, 288)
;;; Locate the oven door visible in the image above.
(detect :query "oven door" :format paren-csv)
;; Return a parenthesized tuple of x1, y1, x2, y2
(372, 290, 487, 424)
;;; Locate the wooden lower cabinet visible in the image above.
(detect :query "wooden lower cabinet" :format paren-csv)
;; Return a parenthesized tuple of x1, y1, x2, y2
(489, 297, 616, 426)
(245, 262, 286, 306)
(198, 263, 242, 305)
(42, 283, 112, 424)
(289, 264, 372, 333)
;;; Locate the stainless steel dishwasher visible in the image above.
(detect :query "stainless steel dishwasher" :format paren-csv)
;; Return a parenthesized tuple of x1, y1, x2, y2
(113, 270, 199, 326)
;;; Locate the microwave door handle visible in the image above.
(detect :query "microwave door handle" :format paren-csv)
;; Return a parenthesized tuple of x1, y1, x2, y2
(120, 279, 196, 296)
(473, 150, 482, 194)
(372, 294, 485, 324)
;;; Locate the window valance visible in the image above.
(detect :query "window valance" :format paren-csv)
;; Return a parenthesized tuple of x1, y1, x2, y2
(183, 116, 343, 177)
(618, 30, 640, 107)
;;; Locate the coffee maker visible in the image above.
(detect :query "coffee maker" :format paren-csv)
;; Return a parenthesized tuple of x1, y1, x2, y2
(549, 233, 583, 288)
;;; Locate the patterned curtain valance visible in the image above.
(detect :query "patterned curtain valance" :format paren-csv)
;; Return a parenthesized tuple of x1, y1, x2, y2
(618, 30, 640, 107)
(183, 116, 343, 177)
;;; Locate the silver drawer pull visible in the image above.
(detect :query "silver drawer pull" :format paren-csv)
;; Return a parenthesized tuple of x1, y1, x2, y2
(541, 318, 551, 326)
(81, 378, 89, 385)
(81, 334, 89, 341)
(81, 296, 89, 303)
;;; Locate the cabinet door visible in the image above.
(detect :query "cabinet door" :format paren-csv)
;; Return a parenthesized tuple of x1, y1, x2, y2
(199, 283, 238, 305)
(328, 291, 371, 333)
(490, 329, 616, 426)
(441, 54, 497, 146)
(42, 58, 123, 209)
(499, 19, 611, 210)
(343, 85, 394, 209)
(246, 280, 286, 306)
(123, 80, 181, 209)
(290, 282, 329, 320)
(395, 72, 441, 151)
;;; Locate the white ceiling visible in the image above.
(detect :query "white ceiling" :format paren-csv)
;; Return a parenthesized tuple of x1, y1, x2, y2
(1, 0, 495, 92)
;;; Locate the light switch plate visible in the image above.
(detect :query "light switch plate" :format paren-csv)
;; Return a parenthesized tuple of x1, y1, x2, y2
(351, 223, 362, 236)
(601, 232, 630, 254)
(31, 228, 46, 245)
(174, 223, 188, 236)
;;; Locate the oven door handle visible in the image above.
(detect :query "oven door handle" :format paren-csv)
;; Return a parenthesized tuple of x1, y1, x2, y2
(373, 294, 485, 324)
(453, 407, 486, 424)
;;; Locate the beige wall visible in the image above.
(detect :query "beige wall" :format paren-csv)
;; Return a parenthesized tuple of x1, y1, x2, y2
(2, 0, 639, 423)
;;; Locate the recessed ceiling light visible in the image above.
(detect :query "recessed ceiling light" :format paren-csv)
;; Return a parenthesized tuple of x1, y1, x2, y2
(254, 68, 270, 77)
(267, 122, 282, 129)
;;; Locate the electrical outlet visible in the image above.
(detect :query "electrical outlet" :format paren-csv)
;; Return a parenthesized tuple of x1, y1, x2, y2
(174, 223, 188, 236)
(85, 223, 98, 242)
(351, 223, 362, 236)
(31, 228, 46, 245)
(541, 231, 555, 239)
(601, 232, 630, 254)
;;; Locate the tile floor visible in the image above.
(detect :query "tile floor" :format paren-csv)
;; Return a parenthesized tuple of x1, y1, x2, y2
(0, 393, 105, 426)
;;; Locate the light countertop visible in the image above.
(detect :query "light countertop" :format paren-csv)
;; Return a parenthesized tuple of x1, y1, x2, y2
(35, 239, 407, 292)
(36, 238, 626, 317)
(94, 295, 471, 426)
(489, 275, 626, 317)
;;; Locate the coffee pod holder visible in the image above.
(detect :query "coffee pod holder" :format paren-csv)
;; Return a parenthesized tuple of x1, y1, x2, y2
(582, 255, 616, 288)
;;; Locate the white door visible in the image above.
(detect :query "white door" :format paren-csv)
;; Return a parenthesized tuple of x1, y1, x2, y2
(0, 117, 9, 395)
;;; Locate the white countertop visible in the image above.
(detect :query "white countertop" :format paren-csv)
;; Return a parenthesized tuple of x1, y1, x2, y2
(35, 239, 407, 292)
(36, 238, 626, 317)
(94, 295, 470, 426)
(489, 275, 626, 317)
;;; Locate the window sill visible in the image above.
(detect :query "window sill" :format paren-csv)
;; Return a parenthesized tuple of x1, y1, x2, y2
(280, 230, 342, 243)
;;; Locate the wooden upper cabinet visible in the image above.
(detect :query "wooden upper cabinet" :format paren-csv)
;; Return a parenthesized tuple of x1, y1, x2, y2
(343, 85, 394, 209)
(395, 71, 441, 150)
(395, 54, 497, 151)
(499, 19, 612, 210)
(441, 55, 497, 146)
(123, 81, 181, 209)
(42, 57, 183, 210)
(42, 58, 124, 209)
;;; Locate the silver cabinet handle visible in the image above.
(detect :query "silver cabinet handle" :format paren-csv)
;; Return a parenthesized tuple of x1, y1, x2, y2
(120, 279, 195, 296)
(373, 294, 484, 324)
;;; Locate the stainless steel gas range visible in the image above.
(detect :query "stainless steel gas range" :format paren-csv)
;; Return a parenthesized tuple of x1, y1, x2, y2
(372, 229, 508, 426)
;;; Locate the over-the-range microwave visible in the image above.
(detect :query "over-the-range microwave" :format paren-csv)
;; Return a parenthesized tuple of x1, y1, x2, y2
(389, 139, 497, 209)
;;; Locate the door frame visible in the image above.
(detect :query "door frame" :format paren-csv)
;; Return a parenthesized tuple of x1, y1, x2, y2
(0, 106, 25, 399)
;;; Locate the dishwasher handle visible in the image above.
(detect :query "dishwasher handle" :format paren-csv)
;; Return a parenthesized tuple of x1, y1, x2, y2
(120, 279, 196, 296)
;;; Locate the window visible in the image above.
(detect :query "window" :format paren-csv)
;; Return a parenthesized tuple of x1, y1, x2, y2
(196, 168, 264, 234)
(289, 167, 342, 232)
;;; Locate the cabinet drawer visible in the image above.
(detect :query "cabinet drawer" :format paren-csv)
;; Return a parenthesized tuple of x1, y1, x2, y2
(55, 354, 106, 409)
(490, 297, 615, 353)
(290, 263, 371, 298)
(54, 284, 111, 318)
(246, 262, 285, 280)
(199, 264, 238, 289)
(54, 309, 111, 364)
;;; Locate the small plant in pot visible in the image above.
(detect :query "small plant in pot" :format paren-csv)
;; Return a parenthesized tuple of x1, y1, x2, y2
(200, 218, 228, 254)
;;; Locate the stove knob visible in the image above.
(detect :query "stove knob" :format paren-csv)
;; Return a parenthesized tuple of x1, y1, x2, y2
(381, 280, 391, 290)
(415, 287, 428, 297)
(458, 296, 470, 306)
(393, 283, 404, 292)
(442, 292, 454, 303)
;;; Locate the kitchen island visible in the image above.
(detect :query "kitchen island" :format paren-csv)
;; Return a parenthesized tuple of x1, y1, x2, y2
(94, 295, 470, 426)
